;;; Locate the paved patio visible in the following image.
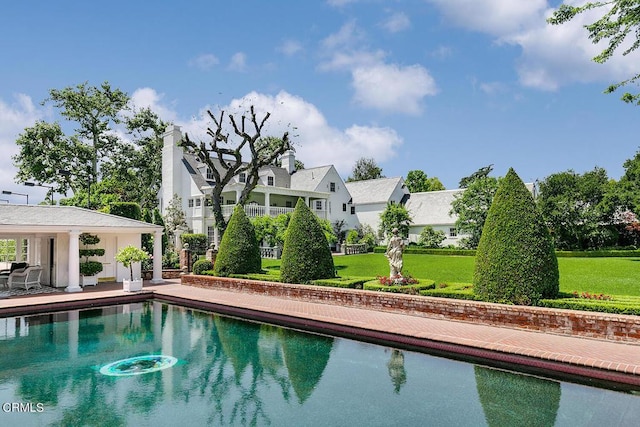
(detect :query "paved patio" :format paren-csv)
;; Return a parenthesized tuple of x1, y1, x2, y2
(1, 279, 639, 388)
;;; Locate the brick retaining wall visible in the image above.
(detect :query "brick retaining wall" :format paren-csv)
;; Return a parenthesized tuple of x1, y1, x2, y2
(181, 275, 640, 343)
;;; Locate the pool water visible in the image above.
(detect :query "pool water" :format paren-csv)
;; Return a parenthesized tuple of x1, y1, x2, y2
(0, 302, 638, 426)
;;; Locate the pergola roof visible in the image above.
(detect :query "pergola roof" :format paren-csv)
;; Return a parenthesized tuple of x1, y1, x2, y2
(0, 205, 162, 234)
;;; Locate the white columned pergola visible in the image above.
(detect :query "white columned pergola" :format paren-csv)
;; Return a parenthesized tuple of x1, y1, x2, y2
(66, 229, 82, 293)
(151, 229, 163, 283)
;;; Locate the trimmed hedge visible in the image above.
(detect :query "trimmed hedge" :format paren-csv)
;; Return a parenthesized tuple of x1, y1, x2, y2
(108, 202, 142, 220)
(364, 279, 436, 294)
(280, 199, 335, 284)
(555, 250, 640, 258)
(539, 296, 640, 315)
(193, 259, 213, 275)
(213, 206, 261, 276)
(474, 168, 559, 305)
(375, 247, 640, 258)
(311, 277, 371, 289)
(228, 273, 282, 282)
(420, 283, 481, 301)
(374, 247, 477, 256)
(181, 233, 208, 255)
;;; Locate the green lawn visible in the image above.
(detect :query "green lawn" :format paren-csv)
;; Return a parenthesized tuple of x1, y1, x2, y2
(263, 253, 640, 297)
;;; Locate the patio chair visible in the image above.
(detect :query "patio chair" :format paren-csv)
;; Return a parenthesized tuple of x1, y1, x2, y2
(8, 266, 42, 290)
(0, 262, 29, 288)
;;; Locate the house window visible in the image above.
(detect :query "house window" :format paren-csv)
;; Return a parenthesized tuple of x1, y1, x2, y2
(239, 172, 246, 183)
(342, 203, 347, 212)
(267, 176, 274, 186)
(206, 167, 214, 180)
(207, 226, 216, 246)
(188, 199, 194, 208)
(315, 200, 322, 210)
(330, 182, 336, 192)
(195, 199, 201, 207)
(350, 206, 355, 214)
(0, 239, 17, 263)
(286, 201, 293, 208)
(449, 228, 457, 237)
(20, 239, 29, 262)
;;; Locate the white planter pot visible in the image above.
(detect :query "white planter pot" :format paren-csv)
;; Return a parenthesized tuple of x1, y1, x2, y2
(81, 275, 98, 287)
(123, 278, 143, 292)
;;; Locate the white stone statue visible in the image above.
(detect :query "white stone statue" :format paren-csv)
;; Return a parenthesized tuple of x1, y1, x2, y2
(385, 228, 405, 278)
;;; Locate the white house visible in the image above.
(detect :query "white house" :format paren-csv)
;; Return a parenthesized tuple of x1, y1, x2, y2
(405, 189, 464, 246)
(0, 205, 163, 291)
(160, 125, 535, 249)
(345, 177, 410, 235)
(160, 125, 358, 246)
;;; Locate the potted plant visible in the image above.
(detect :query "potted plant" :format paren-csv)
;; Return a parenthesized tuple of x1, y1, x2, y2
(79, 233, 104, 286)
(115, 245, 149, 292)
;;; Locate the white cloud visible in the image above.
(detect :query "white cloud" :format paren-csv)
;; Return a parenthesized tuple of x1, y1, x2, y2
(430, 45, 453, 59)
(381, 11, 411, 33)
(180, 90, 402, 175)
(479, 81, 508, 95)
(320, 21, 438, 114)
(278, 39, 303, 56)
(321, 20, 365, 51)
(188, 53, 219, 70)
(228, 52, 247, 72)
(352, 64, 437, 114)
(426, 0, 640, 91)
(318, 49, 386, 72)
(0, 94, 44, 195)
(130, 87, 179, 122)
(507, 5, 640, 90)
(425, 0, 547, 38)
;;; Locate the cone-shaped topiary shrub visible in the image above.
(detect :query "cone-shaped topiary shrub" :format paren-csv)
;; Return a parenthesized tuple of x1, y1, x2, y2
(213, 205, 261, 276)
(474, 168, 559, 305)
(280, 198, 335, 284)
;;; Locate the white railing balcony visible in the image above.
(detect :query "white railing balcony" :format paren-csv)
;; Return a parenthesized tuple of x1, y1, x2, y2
(220, 204, 325, 219)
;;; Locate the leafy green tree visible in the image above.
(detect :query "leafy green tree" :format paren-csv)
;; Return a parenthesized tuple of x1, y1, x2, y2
(346, 157, 384, 182)
(451, 168, 500, 249)
(251, 213, 293, 247)
(474, 168, 559, 305)
(606, 150, 640, 216)
(405, 170, 445, 192)
(548, 1, 640, 104)
(213, 205, 261, 276)
(163, 194, 188, 251)
(13, 82, 166, 209)
(537, 167, 615, 250)
(379, 202, 412, 239)
(459, 164, 494, 188)
(101, 108, 168, 210)
(280, 199, 335, 284)
(417, 226, 446, 248)
(180, 107, 292, 234)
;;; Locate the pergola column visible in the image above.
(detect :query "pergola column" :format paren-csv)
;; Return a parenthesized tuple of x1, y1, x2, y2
(65, 229, 82, 293)
(265, 192, 271, 216)
(151, 229, 164, 283)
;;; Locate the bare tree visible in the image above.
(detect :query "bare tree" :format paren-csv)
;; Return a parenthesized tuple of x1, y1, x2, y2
(180, 106, 292, 233)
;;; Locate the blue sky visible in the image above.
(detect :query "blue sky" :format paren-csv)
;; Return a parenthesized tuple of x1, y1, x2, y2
(1, 0, 639, 203)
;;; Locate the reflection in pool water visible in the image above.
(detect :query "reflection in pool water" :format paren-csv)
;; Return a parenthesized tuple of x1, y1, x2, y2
(0, 302, 638, 426)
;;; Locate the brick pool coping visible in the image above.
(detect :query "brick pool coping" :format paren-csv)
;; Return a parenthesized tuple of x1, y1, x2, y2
(181, 275, 640, 343)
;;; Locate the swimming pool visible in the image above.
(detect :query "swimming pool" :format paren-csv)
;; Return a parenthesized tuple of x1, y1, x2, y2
(0, 301, 638, 426)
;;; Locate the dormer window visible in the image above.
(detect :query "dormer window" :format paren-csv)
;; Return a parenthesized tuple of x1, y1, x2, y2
(239, 172, 246, 183)
(206, 167, 214, 180)
(330, 182, 336, 192)
(267, 176, 274, 186)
